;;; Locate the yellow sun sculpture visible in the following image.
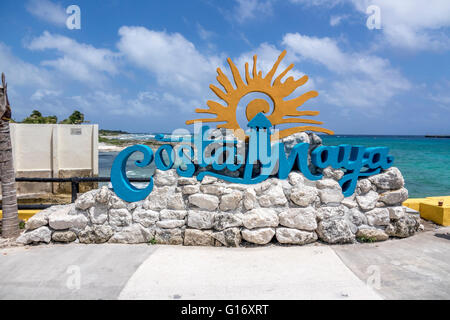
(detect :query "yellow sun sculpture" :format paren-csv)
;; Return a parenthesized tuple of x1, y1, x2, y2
(186, 50, 334, 141)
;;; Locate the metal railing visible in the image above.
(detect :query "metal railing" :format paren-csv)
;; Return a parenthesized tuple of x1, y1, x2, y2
(0, 176, 150, 210)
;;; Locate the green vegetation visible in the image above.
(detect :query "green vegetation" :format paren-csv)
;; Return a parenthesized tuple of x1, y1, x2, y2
(148, 237, 157, 245)
(98, 136, 127, 146)
(357, 236, 376, 243)
(60, 110, 85, 124)
(22, 110, 58, 124)
(99, 129, 129, 136)
(20, 110, 86, 124)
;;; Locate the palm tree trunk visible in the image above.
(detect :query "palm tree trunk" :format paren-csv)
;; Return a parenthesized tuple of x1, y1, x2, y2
(0, 119, 19, 238)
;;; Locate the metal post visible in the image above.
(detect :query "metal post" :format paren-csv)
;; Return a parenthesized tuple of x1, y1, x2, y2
(71, 179, 79, 203)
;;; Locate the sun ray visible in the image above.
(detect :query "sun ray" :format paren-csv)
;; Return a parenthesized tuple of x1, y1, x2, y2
(252, 55, 257, 78)
(227, 57, 245, 89)
(209, 84, 228, 102)
(216, 68, 234, 94)
(273, 63, 294, 87)
(264, 50, 286, 83)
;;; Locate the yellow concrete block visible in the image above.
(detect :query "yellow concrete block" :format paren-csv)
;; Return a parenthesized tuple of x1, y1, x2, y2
(0, 210, 40, 221)
(402, 198, 432, 211)
(425, 196, 450, 206)
(420, 203, 450, 226)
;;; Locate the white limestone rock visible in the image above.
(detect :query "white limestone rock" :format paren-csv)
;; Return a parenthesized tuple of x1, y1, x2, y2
(25, 205, 64, 230)
(341, 195, 358, 209)
(289, 185, 317, 207)
(52, 230, 77, 243)
(356, 179, 373, 195)
(144, 186, 172, 210)
(108, 194, 127, 209)
(356, 190, 379, 211)
(347, 208, 368, 226)
(316, 205, 348, 221)
(385, 216, 421, 238)
(278, 207, 317, 231)
(182, 185, 200, 195)
(388, 206, 406, 220)
(213, 213, 243, 231)
(369, 167, 404, 190)
(187, 211, 215, 229)
(276, 228, 317, 245)
(212, 228, 241, 247)
(365, 208, 390, 226)
(17, 226, 52, 244)
(184, 229, 215, 246)
(379, 188, 408, 206)
(243, 188, 257, 211)
(154, 169, 177, 186)
(322, 167, 344, 181)
(288, 172, 305, 186)
(48, 205, 88, 230)
(154, 228, 183, 245)
(317, 179, 344, 205)
(220, 191, 243, 211)
(356, 227, 389, 242)
(167, 192, 185, 210)
(241, 227, 275, 245)
(132, 208, 159, 227)
(156, 219, 185, 229)
(76, 225, 114, 244)
(200, 184, 223, 196)
(109, 224, 152, 244)
(95, 186, 111, 204)
(75, 190, 96, 210)
(178, 177, 198, 186)
(201, 176, 218, 185)
(160, 209, 187, 220)
(109, 208, 132, 229)
(188, 194, 219, 210)
(88, 205, 108, 224)
(242, 208, 279, 229)
(317, 219, 355, 244)
(258, 182, 287, 207)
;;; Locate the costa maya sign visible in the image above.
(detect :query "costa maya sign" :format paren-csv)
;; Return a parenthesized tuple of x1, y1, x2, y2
(111, 50, 394, 202)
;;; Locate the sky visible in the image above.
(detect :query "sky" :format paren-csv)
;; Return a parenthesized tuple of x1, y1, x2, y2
(0, 0, 449, 135)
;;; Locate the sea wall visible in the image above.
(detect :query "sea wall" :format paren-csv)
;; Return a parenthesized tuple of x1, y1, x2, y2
(17, 154, 423, 246)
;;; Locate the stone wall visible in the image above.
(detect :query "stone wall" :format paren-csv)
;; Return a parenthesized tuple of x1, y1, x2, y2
(17, 164, 423, 246)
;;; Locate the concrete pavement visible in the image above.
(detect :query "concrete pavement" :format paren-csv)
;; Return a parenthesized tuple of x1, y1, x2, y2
(0, 227, 449, 300)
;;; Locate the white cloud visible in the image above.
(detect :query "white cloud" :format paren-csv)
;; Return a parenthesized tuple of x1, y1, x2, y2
(290, 0, 450, 51)
(31, 89, 61, 101)
(25, 0, 66, 26)
(235, 43, 315, 91)
(117, 26, 224, 96)
(27, 31, 120, 84)
(0, 43, 53, 89)
(350, 0, 450, 51)
(330, 15, 349, 26)
(232, 0, 275, 23)
(196, 23, 215, 41)
(282, 33, 411, 110)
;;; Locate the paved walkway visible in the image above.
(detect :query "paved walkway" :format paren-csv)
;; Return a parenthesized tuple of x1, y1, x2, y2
(0, 227, 449, 300)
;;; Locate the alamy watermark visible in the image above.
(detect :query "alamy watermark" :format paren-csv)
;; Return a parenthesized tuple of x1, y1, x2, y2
(66, 265, 81, 290)
(66, 5, 81, 30)
(366, 5, 381, 30)
(366, 265, 381, 290)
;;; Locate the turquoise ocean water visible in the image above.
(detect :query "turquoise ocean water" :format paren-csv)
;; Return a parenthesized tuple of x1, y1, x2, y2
(99, 135, 450, 198)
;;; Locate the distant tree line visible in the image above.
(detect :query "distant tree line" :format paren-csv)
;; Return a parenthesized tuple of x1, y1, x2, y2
(20, 110, 85, 124)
